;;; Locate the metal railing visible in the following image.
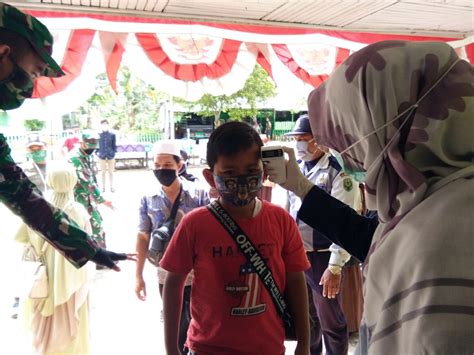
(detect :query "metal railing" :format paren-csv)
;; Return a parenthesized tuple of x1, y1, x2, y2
(272, 121, 294, 140)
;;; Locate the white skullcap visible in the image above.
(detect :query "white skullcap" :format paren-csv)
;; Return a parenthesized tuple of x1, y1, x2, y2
(153, 140, 181, 159)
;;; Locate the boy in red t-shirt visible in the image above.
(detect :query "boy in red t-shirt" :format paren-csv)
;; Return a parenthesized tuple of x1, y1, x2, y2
(161, 122, 311, 355)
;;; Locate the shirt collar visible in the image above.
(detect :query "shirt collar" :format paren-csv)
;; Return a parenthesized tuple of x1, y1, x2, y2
(300, 152, 330, 172)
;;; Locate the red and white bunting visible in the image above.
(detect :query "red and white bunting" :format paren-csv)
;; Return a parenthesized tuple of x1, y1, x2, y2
(20, 10, 473, 106)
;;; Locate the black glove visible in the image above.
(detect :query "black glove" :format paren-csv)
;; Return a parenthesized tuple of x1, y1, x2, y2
(91, 248, 128, 269)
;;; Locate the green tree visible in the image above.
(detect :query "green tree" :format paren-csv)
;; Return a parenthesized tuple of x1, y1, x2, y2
(24, 119, 46, 131)
(79, 67, 168, 132)
(176, 64, 276, 126)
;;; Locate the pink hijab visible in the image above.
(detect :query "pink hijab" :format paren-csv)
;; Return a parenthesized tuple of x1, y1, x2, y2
(308, 40, 473, 232)
(308, 40, 474, 354)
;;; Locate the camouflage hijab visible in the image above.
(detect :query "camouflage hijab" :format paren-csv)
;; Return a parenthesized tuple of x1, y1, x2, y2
(308, 41, 474, 231)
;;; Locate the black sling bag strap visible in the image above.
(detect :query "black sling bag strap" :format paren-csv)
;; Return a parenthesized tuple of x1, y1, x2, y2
(146, 185, 183, 267)
(168, 185, 183, 221)
(206, 200, 294, 332)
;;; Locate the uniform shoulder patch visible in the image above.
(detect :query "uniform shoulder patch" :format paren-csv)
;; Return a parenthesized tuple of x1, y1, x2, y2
(343, 177, 353, 191)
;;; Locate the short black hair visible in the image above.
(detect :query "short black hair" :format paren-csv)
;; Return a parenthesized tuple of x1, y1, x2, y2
(100, 119, 109, 124)
(206, 121, 263, 170)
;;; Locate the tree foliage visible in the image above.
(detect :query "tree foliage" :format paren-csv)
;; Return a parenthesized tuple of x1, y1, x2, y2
(24, 119, 46, 131)
(79, 66, 168, 132)
(175, 64, 276, 126)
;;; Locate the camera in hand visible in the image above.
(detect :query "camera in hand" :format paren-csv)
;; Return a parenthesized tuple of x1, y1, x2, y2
(147, 218, 175, 267)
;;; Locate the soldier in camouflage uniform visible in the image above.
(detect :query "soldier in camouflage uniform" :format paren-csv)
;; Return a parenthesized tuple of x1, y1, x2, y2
(0, 3, 132, 269)
(69, 130, 113, 249)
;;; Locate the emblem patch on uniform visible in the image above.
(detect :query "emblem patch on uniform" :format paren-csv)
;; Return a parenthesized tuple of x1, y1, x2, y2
(343, 177, 353, 191)
(316, 173, 328, 187)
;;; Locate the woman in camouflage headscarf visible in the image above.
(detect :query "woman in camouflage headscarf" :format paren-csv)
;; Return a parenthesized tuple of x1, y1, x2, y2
(308, 40, 474, 354)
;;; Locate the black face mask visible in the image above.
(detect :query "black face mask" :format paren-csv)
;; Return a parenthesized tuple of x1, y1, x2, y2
(153, 169, 177, 187)
(84, 148, 95, 155)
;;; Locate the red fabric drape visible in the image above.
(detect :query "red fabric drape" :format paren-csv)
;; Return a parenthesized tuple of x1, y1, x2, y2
(107, 41, 125, 93)
(466, 43, 474, 64)
(25, 9, 471, 98)
(256, 51, 273, 79)
(33, 29, 95, 98)
(136, 33, 242, 82)
(273, 45, 350, 88)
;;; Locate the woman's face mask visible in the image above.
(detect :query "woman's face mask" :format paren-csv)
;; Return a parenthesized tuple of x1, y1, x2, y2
(329, 149, 366, 183)
(213, 173, 263, 206)
(154, 168, 177, 187)
(28, 149, 47, 164)
(0, 59, 34, 110)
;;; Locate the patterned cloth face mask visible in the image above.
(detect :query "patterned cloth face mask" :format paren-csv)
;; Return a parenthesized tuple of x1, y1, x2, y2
(213, 173, 263, 206)
(0, 59, 34, 110)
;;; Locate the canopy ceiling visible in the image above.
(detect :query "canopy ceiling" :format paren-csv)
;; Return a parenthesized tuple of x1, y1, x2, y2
(6, 0, 474, 118)
(10, 0, 474, 37)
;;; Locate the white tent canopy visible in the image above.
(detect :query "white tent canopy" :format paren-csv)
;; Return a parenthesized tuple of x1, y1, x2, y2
(6, 0, 473, 119)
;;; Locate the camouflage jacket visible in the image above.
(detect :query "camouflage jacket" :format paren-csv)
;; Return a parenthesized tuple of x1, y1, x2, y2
(0, 134, 98, 268)
(69, 148, 105, 210)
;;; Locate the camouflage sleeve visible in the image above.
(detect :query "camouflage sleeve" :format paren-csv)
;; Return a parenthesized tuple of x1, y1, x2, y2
(74, 171, 93, 207)
(0, 134, 99, 268)
(71, 156, 105, 205)
(92, 183, 105, 204)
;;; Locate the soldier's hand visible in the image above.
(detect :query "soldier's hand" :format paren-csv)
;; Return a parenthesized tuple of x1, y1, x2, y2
(91, 248, 136, 271)
(103, 200, 114, 209)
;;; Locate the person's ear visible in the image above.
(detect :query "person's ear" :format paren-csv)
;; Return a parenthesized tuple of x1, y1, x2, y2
(202, 168, 216, 188)
(0, 45, 11, 60)
(177, 160, 184, 171)
(307, 138, 318, 153)
(0, 45, 13, 80)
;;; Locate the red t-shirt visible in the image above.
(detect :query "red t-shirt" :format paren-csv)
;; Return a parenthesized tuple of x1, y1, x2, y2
(160, 200, 310, 355)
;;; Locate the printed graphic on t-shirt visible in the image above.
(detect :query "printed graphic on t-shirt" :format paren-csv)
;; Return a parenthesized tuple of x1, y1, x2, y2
(217, 243, 275, 317)
(225, 261, 266, 316)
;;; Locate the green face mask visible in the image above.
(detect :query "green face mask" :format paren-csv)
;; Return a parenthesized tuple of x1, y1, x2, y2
(28, 149, 47, 163)
(0, 60, 34, 110)
(330, 149, 366, 183)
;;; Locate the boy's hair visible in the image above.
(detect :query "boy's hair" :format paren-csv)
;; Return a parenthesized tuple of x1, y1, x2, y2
(206, 121, 263, 170)
(100, 119, 109, 124)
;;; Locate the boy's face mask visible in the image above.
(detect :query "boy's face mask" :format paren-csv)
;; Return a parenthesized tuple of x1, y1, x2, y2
(213, 173, 263, 207)
(329, 149, 366, 183)
(0, 59, 34, 110)
(28, 149, 47, 164)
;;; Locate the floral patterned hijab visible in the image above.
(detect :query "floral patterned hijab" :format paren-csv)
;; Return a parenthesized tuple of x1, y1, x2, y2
(308, 41, 474, 233)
